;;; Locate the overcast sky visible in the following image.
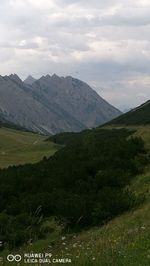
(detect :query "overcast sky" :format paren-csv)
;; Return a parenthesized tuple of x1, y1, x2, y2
(0, 0, 150, 110)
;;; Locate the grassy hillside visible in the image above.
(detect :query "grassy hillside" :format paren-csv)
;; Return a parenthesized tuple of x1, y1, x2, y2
(0, 125, 149, 266)
(109, 100, 150, 125)
(1, 170, 150, 266)
(0, 127, 59, 168)
(1, 126, 149, 266)
(0, 129, 147, 265)
(20, 171, 150, 266)
(0, 114, 29, 131)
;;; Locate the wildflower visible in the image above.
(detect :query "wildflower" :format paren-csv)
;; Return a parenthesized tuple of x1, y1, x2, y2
(141, 226, 146, 230)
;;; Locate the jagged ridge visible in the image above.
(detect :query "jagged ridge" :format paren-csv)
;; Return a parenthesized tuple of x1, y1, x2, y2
(0, 73, 121, 134)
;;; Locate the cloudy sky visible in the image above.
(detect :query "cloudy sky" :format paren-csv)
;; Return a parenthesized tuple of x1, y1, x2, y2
(0, 0, 150, 110)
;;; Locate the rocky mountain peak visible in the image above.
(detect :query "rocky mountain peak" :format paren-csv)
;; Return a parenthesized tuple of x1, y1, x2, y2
(52, 73, 60, 79)
(9, 74, 22, 83)
(24, 75, 36, 85)
(0, 73, 122, 134)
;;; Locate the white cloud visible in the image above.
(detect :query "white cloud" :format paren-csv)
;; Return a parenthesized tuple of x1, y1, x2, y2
(0, 0, 150, 109)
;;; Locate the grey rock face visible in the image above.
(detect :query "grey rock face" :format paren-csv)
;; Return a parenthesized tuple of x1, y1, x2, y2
(24, 75, 36, 85)
(0, 74, 121, 134)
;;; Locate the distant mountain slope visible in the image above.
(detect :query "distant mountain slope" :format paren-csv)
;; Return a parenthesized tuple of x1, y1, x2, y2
(0, 74, 84, 134)
(109, 100, 150, 125)
(24, 75, 36, 85)
(0, 111, 26, 131)
(0, 113, 7, 124)
(0, 74, 121, 134)
(30, 74, 121, 129)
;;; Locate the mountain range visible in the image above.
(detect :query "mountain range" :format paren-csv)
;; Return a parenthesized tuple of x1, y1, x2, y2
(0, 76, 150, 265)
(0, 74, 121, 134)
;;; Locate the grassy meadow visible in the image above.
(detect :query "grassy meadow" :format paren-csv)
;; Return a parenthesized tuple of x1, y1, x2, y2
(0, 127, 59, 168)
(0, 126, 150, 266)
(1, 169, 150, 266)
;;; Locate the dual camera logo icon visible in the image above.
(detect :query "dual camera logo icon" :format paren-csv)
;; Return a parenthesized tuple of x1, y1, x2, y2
(7, 254, 22, 262)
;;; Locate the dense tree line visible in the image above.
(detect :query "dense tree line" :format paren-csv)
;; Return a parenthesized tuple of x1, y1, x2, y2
(0, 128, 149, 248)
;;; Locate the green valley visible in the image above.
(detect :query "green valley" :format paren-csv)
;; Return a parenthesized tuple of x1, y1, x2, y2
(0, 100, 150, 266)
(0, 127, 59, 168)
(1, 125, 149, 266)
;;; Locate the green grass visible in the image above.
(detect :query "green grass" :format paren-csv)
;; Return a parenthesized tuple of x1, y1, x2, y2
(108, 100, 150, 125)
(1, 169, 150, 266)
(104, 125, 150, 149)
(1, 126, 150, 266)
(0, 127, 59, 168)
